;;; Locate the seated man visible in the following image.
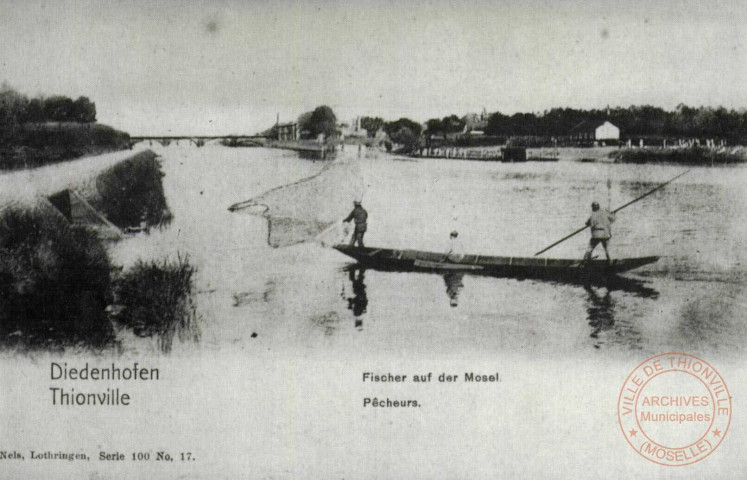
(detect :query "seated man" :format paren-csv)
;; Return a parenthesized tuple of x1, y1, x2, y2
(443, 231, 465, 263)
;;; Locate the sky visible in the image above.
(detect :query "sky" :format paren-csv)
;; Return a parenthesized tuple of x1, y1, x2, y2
(1, 0, 746, 135)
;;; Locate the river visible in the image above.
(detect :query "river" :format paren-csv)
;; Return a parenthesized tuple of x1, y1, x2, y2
(110, 144, 747, 362)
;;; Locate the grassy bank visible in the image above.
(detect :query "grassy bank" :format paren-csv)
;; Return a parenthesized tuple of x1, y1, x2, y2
(610, 147, 747, 165)
(0, 122, 130, 170)
(113, 256, 199, 352)
(0, 205, 198, 350)
(89, 150, 173, 229)
(0, 149, 196, 351)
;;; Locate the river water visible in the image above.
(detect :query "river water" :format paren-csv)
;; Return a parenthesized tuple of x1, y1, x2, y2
(111, 144, 747, 361)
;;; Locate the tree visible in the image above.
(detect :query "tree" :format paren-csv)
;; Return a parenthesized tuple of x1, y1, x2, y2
(44, 96, 75, 122)
(73, 96, 96, 123)
(425, 118, 443, 136)
(296, 111, 314, 138)
(384, 118, 422, 137)
(0, 83, 28, 127)
(441, 114, 465, 135)
(388, 126, 420, 152)
(23, 98, 45, 123)
(303, 105, 337, 139)
(360, 116, 385, 137)
(485, 111, 511, 136)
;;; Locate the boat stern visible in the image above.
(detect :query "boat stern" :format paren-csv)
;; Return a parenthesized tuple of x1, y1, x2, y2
(333, 244, 366, 261)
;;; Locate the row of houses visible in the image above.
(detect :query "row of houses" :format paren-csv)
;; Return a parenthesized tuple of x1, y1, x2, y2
(273, 111, 623, 144)
(274, 116, 370, 142)
(459, 110, 622, 143)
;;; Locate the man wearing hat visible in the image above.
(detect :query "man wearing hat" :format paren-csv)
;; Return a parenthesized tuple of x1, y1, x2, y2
(343, 200, 368, 248)
(443, 231, 464, 263)
(584, 201, 615, 263)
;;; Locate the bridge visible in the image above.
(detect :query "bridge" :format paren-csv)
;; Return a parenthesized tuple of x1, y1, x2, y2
(129, 135, 267, 148)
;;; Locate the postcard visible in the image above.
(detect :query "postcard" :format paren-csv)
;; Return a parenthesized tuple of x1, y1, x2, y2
(0, 0, 744, 478)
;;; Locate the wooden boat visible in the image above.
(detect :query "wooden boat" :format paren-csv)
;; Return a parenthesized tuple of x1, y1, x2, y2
(333, 245, 658, 281)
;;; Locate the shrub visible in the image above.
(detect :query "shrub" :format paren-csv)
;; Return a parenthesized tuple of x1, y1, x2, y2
(0, 207, 114, 348)
(93, 151, 172, 229)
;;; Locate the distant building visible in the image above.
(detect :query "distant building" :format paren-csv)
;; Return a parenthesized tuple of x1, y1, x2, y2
(339, 117, 367, 139)
(462, 108, 489, 135)
(372, 126, 388, 148)
(569, 120, 620, 142)
(276, 122, 298, 141)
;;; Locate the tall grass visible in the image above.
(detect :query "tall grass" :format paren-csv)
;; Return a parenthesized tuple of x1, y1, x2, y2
(114, 255, 199, 352)
(0, 207, 114, 348)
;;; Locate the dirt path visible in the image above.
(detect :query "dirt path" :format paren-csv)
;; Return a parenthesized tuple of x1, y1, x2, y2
(0, 146, 152, 209)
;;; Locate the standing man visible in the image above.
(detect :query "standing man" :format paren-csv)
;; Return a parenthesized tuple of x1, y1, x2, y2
(584, 201, 616, 263)
(344, 200, 368, 248)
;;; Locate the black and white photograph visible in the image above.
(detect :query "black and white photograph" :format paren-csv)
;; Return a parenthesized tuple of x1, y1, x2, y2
(0, 0, 745, 477)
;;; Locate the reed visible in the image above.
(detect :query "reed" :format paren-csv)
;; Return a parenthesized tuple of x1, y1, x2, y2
(114, 255, 199, 352)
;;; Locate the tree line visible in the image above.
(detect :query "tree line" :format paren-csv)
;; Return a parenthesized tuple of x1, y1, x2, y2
(368, 105, 747, 143)
(484, 105, 747, 140)
(273, 103, 747, 149)
(0, 83, 97, 126)
(360, 116, 423, 150)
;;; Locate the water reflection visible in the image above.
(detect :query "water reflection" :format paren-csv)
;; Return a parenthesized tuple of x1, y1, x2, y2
(583, 277, 658, 349)
(443, 272, 464, 307)
(585, 284, 615, 345)
(343, 268, 368, 329)
(595, 275, 659, 298)
(341, 262, 662, 349)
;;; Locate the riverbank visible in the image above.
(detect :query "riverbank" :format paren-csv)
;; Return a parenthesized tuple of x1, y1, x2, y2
(610, 146, 747, 165)
(0, 147, 151, 207)
(263, 140, 337, 159)
(0, 148, 192, 351)
(0, 122, 130, 170)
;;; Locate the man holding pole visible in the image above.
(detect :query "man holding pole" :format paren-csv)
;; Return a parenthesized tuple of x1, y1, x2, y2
(533, 170, 689, 258)
(344, 200, 368, 248)
(584, 201, 615, 263)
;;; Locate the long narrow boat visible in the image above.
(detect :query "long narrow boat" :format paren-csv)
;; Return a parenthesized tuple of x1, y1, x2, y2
(333, 244, 658, 282)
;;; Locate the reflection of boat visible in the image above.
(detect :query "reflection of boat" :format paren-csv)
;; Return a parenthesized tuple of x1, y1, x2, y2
(333, 245, 658, 282)
(413, 259, 483, 271)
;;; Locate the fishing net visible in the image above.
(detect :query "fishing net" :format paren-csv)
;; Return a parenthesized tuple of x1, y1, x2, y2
(229, 156, 366, 248)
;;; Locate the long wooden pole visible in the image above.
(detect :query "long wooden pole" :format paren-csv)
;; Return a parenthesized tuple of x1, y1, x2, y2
(533, 169, 690, 256)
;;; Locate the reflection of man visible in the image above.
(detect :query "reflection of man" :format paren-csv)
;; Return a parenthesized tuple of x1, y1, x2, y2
(584, 202, 615, 263)
(344, 200, 368, 248)
(347, 269, 368, 328)
(443, 272, 464, 307)
(584, 284, 614, 341)
(443, 231, 464, 262)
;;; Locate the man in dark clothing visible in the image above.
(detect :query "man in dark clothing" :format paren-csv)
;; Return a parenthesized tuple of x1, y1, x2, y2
(344, 200, 368, 248)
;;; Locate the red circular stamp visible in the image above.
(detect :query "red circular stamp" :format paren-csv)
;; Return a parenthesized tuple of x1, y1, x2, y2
(617, 353, 731, 466)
